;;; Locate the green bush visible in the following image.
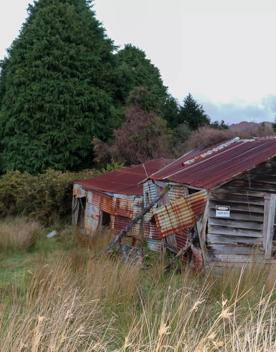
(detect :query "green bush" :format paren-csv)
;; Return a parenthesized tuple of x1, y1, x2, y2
(0, 169, 95, 225)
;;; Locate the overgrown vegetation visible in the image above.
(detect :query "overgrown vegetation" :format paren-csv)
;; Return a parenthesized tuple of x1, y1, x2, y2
(93, 105, 172, 165)
(185, 122, 275, 150)
(0, 218, 276, 351)
(0, 169, 96, 224)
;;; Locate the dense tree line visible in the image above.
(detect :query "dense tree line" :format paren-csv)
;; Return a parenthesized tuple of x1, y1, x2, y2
(0, 0, 220, 173)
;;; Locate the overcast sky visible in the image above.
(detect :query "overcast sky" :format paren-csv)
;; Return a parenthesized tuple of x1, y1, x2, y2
(1, 0, 276, 124)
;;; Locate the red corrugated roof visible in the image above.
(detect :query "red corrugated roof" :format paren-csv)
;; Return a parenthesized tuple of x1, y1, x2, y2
(151, 137, 276, 189)
(75, 159, 172, 196)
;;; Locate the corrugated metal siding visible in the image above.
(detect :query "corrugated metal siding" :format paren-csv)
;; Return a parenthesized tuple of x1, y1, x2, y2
(73, 183, 144, 236)
(113, 198, 134, 218)
(168, 185, 188, 202)
(175, 232, 188, 251)
(153, 191, 207, 238)
(113, 216, 131, 233)
(143, 180, 159, 207)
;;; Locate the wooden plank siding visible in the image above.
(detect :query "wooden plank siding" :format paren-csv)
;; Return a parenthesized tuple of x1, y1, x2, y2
(206, 159, 276, 263)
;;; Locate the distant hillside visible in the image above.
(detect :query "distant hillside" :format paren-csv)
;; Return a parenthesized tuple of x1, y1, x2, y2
(229, 121, 273, 132)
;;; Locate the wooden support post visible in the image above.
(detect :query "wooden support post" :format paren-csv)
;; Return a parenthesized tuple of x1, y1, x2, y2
(264, 194, 276, 258)
(196, 198, 209, 265)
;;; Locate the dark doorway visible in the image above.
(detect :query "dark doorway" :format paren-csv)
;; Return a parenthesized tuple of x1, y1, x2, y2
(77, 197, 86, 228)
(102, 211, 111, 227)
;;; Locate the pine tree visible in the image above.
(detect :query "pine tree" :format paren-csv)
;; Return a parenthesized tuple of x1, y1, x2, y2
(0, 0, 119, 173)
(178, 94, 210, 130)
(115, 44, 179, 127)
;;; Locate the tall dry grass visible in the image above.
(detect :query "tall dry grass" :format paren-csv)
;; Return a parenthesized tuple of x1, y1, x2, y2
(0, 227, 276, 351)
(0, 218, 41, 251)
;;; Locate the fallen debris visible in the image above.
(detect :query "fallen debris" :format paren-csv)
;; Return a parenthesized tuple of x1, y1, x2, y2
(47, 230, 57, 238)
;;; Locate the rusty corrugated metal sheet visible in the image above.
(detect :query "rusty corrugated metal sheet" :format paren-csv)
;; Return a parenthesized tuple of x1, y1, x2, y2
(75, 159, 171, 196)
(113, 198, 134, 218)
(153, 191, 207, 237)
(112, 215, 141, 237)
(99, 195, 114, 214)
(113, 216, 131, 233)
(89, 192, 142, 219)
(168, 185, 188, 202)
(150, 137, 276, 189)
(175, 232, 188, 251)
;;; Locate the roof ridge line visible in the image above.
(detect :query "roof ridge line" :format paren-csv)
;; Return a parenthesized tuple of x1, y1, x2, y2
(164, 139, 244, 180)
(149, 149, 196, 179)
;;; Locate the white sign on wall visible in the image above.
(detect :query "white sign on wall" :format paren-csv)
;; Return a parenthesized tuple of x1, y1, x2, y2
(216, 205, 230, 218)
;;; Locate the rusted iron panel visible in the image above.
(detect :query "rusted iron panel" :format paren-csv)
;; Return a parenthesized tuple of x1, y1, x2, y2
(113, 216, 131, 233)
(151, 137, 276, 190)
(113, 198, 134, 218)
(144, 221, 162, 240)
(153, 191, 207, 237)
(75, 159, 171, 196)
(91, 192, 103, 208)
(168, 185, 188, 202)
(175, 232, 188, 251)
(90, 192, 137, 219)
(150, 222, 162, 240)
(100, 195, 114, 214)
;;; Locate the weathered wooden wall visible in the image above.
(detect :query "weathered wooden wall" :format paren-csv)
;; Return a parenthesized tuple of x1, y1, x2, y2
(207, 159, 276, 263)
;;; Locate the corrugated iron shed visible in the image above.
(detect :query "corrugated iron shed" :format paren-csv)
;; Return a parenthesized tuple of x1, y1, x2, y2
(150, 137, 276, 189)
(75, 159, 171, 196)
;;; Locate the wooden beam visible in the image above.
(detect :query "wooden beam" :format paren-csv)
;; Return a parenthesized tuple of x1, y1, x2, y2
(197, 198, 209, 264)
(264, 194, 276, 258)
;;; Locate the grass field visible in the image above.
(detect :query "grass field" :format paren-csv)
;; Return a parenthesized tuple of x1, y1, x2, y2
(0, 218, 276, 351)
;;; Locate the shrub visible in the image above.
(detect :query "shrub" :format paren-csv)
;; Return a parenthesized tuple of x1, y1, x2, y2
(184, 126, 230, 150)
(183, 122, 276, 152)
(0, 169, 95, 225)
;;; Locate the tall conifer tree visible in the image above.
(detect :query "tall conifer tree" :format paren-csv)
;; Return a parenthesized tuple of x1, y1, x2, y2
(178, 94, 210, 130)
(0, 0, 118, 173)
(115, 44, 179, 128)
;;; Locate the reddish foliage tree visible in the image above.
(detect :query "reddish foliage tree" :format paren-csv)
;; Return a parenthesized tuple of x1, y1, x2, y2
(114, 106, 172, 164)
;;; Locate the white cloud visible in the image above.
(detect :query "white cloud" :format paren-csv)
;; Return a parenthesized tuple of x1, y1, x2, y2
(202, 96, 276, 124)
